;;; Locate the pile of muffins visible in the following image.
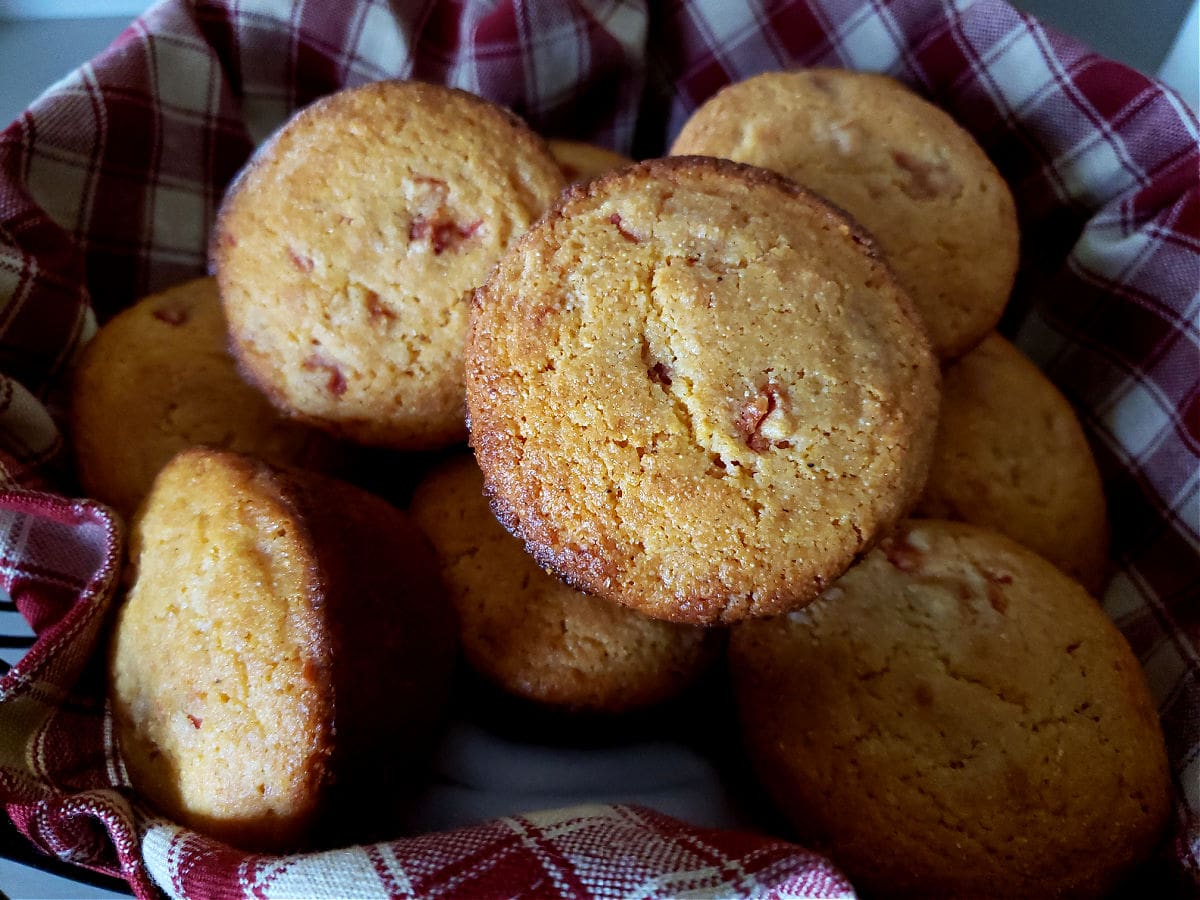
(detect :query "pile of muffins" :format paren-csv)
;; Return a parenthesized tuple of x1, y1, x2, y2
(78, 71, 1170, 897)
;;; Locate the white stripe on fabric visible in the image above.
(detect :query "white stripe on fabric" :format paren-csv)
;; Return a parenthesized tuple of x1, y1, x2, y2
(1073, 223, 1156, 282)
(688, 0, 759, 50)
(1056, 136, 1140, 210)
(150, 33, 218, 117)
(588, 0, 645, 53)
(530, 21, 586, 112)
(150, 185, 206, 254)
(834, 7, 901, 73)
(984, 28, 1058, 113)
(0, 498, 34, 576)
(234, 0, 296, 25)
(0, 252, 29, 325)
(25, 139, 93, 238)
(1103, 571, 1151, 623)
(351, 2, 412, 79)
(244, 850, 409, 899)
(508, 814, 576, 897)
(1100, 381, 1172, 460)
(1173, 476, 1200, 546)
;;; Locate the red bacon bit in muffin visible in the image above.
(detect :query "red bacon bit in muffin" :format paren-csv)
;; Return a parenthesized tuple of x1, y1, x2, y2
(302, 355, 348, 397)
(883, 533, 925, 573)
(409, 215, 483, 255)
(609, 213, 642, 243)
(891, 150, 961, 201)
(984, 569, 1013, 614)
(153, 305, 189, 326)
(648, 361, 673, 387)
(735, 383, 788, 452)
(187, 714, 202, 729)
(288, 248, 314, 273)
(365, 290, 395, 325)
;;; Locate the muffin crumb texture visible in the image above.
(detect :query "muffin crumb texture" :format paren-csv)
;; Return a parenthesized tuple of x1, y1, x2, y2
(731, 520, 1171, 899)
(215, 80, 565, 448)
(468, 156, 940, 624)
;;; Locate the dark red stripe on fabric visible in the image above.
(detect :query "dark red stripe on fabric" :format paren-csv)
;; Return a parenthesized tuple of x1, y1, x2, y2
(763, 2, 829, 63)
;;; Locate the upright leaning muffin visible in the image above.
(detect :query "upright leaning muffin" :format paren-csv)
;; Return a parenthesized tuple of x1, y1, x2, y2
(410, 454, 720, 712)
(467, 157, 940, 624)
(71, 277, 336, 519)
(671, 69, 1019, 359)
(915, 332, 1110, 593)
(109, 449, 457, 851)
(214, 81, 565, 449)
(731, 520, 1171, 899)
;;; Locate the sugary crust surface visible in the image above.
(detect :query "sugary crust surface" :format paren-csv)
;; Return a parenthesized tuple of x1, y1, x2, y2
(548, 139, 632, 184)
(730, 520, 1171, 899)
(110, 450, 331, 850)
(467, 156, 940, 624)
(214, 81, 565, 448)
(915, 333, 1110, 593)
(109, 449, 456, 851)
(409, 454, 719, 712)
(670, 68, 1019, 359)
(71, 277, 333, 519)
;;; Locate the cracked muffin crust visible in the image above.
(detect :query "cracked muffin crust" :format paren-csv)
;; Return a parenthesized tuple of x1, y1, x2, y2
(410, 454, 720, 712)
(670, 68, 1019, 359)
(214, 80, 565, 449)
(71, 277, 337, 519)
(730, 519, 1171, 899)
(109, 449, 456, 851)
(466, 156, 940, 624)
(915, 332, 1110, 594)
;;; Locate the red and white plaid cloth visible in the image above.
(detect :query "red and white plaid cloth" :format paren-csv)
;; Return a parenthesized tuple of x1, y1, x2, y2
(0, 1, 1195, 897)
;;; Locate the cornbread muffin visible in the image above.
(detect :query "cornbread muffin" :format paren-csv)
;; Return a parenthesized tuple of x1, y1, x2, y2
(410, 454, 720, 712)
(467, 157, 940, 624)
(214, 80, 566, 449)
(915, 333, 1110, 593)
(109, 449, 456, 851)
(548, 139, 632, 183)
(71, 277, 336, 519)
(730, 520, 1171, 899)
(670, 69, 1019, 359)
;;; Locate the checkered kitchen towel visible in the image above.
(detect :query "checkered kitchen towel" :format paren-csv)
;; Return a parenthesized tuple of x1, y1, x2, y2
(0, 0, 1195, 897)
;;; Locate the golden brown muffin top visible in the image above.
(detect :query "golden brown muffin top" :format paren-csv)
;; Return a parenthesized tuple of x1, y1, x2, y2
(71, 277, 333, 519)
(467, 156, 940, 624)
(671, 68, 1019, 359)
(214, 80, 566, 449)
(731, 519, 1170, 899)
